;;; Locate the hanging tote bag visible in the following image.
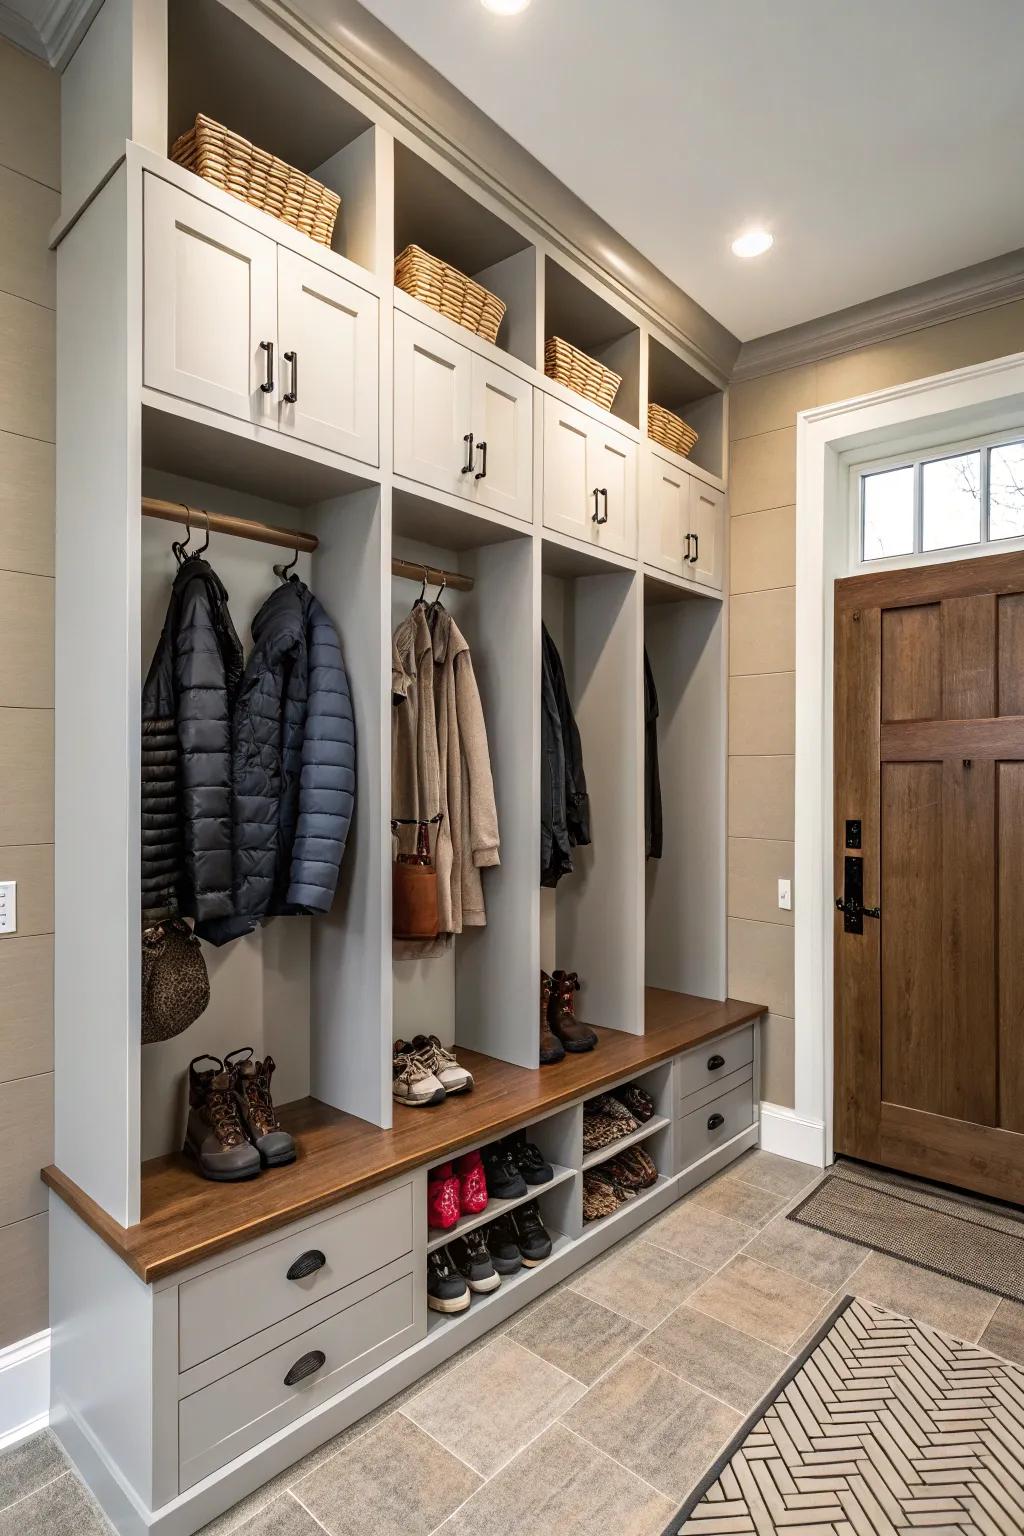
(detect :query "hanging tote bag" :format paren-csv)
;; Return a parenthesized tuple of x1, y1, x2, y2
(391, 817, 442, 940)
(141, 919, 211, 1043)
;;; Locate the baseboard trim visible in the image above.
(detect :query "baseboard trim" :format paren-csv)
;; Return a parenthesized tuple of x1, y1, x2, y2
(759, 1103, 826, 1168)
(0, 1329, 50, 1450)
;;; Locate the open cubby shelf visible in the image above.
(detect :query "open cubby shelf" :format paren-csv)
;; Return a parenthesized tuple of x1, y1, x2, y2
(581, 1173, 674, 1233)
(544, 256, 641, 428)
(425, 1230, 576, 1339)
(426, 1164, 576, 1254)
(581, 1115, 671, 1171)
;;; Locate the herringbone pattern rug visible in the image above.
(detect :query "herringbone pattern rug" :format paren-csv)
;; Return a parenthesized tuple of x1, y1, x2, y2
(670, 1296, 1024, 1535)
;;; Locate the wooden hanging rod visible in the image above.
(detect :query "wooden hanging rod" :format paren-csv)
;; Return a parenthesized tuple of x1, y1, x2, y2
(391, 557, 474, 593)
(141, 497, 319, 554)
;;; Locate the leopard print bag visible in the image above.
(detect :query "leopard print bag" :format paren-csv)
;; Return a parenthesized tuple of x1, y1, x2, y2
(141, 919, 211, 1044)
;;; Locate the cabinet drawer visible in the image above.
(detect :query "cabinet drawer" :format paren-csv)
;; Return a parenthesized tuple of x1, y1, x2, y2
(677, 1077, 755, 1171)
(179, 1180, 414, 1371)
(676, 1025, 754, 1111)
(179, 1270, 419, 1490)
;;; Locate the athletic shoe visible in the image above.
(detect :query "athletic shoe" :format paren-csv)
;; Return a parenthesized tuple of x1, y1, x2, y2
(483, 1214, 523, 1274)
(410, 1034, 474, 1095)
(505, 1131, 553, 1185)
(449, 1230, 501, 1293)
(513, 1201, 552, 1265)
(392, 1043, 445, 1107)
(427, 1249, 471, 1314)
(482, 1143, 528, 1200)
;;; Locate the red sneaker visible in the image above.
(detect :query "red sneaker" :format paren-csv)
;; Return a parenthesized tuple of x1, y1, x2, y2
(455, 1149, 489, 1214)
(427, 1163, 461, 1230)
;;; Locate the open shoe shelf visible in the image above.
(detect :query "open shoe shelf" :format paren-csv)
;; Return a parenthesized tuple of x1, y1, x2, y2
(581, 1114, 672, 1171)
(425, 1230, 576, 1339)
(426, 1164, 576, 1253)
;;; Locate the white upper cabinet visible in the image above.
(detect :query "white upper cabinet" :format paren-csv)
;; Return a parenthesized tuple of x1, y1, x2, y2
(644, 451, 724, 592)
(687, 477, 725, 591)
(394, 310, 533, 521)
(541, 393, 637, 557)
(276, 247, 378, 464)
(144, 175, 278, 426)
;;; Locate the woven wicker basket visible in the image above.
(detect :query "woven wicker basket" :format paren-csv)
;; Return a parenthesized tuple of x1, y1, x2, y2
(648, 402, 699, 458)
(395, 245, 506, 345)
(545, 336, 621, 412)
(170, 115, 341, 248)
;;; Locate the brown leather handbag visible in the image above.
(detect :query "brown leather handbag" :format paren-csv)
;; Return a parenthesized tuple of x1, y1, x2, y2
(392, 817, 441, 940)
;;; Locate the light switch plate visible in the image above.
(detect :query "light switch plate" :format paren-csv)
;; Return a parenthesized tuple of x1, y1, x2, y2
(0, 881, 15, 934)
(777, 878, 792, 912)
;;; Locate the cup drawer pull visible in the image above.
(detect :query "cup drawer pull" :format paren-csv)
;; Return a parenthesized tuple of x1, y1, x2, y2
(707, 1112, 725, 1131)
(706, 1054, 725, 1071)
(283, 1349, 326, 1388)
(287, 1250, 326, 1281)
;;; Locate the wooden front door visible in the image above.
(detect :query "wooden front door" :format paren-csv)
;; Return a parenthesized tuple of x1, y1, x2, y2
(834, 550, 1024, 1203)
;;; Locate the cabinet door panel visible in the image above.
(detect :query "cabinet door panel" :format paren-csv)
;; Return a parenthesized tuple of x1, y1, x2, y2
(143, 175, 277, 426)
(646, 454, 688, 578)
(589, 426, 637, 557)
(471, 356, 532, 521)
(277, 248, 378, 465)
(542, 394, 595, 542)
(688, 479, 725, 591)
(394, 312, 472, 497)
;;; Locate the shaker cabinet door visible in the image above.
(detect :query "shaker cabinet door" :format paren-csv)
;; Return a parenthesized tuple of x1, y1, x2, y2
(276, 247, 379, 465)
(393, 311, 474, 497)
(687, 478, 725, 591)
(143, 174, 278, 427)
(541, 393, 594, 544)
(645, 454, 689, 578)
(469, 355, 533, 522)
(587, 423, 637, 558)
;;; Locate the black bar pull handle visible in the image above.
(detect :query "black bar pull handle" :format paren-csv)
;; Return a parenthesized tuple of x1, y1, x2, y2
(601, 487, 609, 521)
(684, 532, 692, 561)
(283, 1349, 326, 1388)
(461, 433, 475, 473)
(260, 340, 275, 394)
(283, 349, 298, 404)
(707, 1112, 725, 1131)
(689, 531, 700, 564)
(592, 488, 601, 522)
(474, 440, 488, 480)
(707, 1054, 725, 1072)
(286, 1249, 326, 1281)
(592, 490, 609, 525)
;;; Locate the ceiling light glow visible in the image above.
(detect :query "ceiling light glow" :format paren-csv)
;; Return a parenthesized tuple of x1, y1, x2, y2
(731, 229, 774, 259)
(481, 0, 531, 13)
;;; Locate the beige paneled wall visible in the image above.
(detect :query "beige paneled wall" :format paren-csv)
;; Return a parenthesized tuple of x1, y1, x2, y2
(0, 39, 58, 1350)
(727, 296, 1024, 1110)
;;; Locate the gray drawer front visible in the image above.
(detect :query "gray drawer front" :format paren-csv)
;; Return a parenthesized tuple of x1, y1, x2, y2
(179, 1270, 418, 1491)
(179, 1180, 415, 1372)
(677, 1077, 755, 1171)
(676, 1025, 753, 1111)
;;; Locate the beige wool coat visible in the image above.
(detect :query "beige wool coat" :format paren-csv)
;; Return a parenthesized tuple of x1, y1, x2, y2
(392, 605, 499, 949)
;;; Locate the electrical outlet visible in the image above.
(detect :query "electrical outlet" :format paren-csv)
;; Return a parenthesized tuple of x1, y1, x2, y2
(0, 881, 15, 935)
(778, 878, 792, 912)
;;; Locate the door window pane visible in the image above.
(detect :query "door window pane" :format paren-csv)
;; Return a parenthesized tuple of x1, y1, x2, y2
(922, 452, 981, 551)
(862, 465, 914, 560)
(990, 440, 1024, 541)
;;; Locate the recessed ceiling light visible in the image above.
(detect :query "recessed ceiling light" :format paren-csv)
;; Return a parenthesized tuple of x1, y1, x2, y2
(481, 0, 531, 13)
(731, 229, 774, 259)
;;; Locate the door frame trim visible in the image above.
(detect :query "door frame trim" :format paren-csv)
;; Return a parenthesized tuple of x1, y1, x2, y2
(794, 349, 1024, 1168)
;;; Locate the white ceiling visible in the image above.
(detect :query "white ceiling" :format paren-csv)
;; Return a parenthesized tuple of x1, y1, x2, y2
(360, 0, 1024, 342)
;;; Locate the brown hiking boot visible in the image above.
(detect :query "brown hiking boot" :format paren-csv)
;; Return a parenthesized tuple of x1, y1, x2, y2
(549, 970, 598, 1053)
(539, 972, 565, 1065)
(184, 1056, 262, 1181)
(225, 1048, 296, 1168)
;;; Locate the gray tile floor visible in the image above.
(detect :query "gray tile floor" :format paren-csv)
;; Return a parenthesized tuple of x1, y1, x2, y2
(4, 1150, 1022, 1536)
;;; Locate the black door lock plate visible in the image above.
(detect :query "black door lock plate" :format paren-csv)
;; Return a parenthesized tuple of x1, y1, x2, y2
(845, 819, 861, 849)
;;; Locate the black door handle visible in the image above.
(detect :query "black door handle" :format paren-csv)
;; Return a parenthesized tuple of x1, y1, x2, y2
(461, 433, 474, 473)
(286, 1249, 326, 1281)
(707, 1054, 725, 1071)
(836, 853, 880, 934)
(474, 440, 488, 480)
(592, 488, 601, 522)
(689, 532, 699, 564)
(684, 532, 692, 561)
(601, 488, 609, 522)
(260, 340, 274, 394)
(707, 1112, 725, 1131)
(592, 489, 608, 525)
(283, 349, 298, 404)
(283, 1349, 326, 1388)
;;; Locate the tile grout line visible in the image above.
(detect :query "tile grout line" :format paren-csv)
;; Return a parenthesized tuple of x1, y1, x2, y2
(0, 1468, 71, 1519)
(288, 1486, 335, 1534)
(395, 1407, 488, 1481)
(559, 1421, 675, 1508)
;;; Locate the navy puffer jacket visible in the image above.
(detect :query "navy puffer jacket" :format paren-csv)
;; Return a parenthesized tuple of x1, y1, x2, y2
(198, 577, 355, 944)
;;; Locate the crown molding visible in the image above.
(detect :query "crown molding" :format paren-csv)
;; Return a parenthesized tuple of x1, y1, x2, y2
(0, 0, 99, 66)
(733, 247, 1024, 382)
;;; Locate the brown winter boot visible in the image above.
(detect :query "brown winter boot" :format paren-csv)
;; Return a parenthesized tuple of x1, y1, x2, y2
(548, 970, 598, 1053)
(183, 1056, 262, 1181)
(539, 972, 566, 1065)
(225, 1048, 296, 1168)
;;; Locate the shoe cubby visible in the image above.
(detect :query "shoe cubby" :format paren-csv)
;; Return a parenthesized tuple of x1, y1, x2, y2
(647, 334, 725, 482)
(394, 143, 538, 366)
(541, 549, 643, 1035)
(544, 256, 641, 428)
(580, 1063, 673, 1173)
(643, 581, 727, 1003)
(166, 0, 382, 276)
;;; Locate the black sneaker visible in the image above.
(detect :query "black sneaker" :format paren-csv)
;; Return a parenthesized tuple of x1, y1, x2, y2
(449, 1230, 501, 1294)
(485, 1214, 523, 1274)
(505, 1132, 554, 1185)
(514, 1202, 552, 1266)
(427, 1249, 471, 1314)
(482, 1143, 528, 1200)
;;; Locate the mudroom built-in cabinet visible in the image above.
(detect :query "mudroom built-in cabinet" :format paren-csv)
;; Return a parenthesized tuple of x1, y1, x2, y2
(46, 3, 754, 1532)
